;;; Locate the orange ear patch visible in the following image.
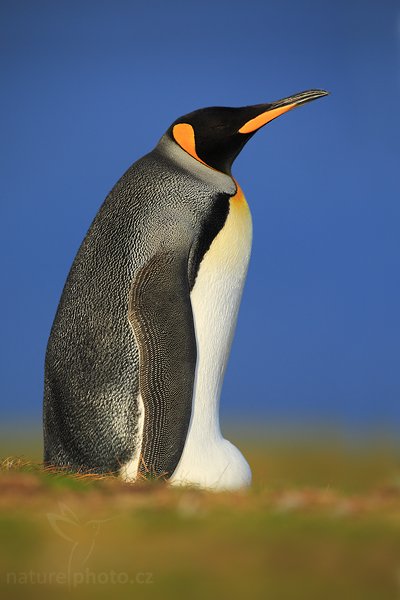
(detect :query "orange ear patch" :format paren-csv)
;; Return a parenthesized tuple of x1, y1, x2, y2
(239, 102, 297, 134)
(172, 123, 208, 166)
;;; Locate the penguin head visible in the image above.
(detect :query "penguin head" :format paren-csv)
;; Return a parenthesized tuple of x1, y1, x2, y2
(168, 89, 329, 176)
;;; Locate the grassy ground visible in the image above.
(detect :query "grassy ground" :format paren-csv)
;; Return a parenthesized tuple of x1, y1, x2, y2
(0, 429, 399, 600)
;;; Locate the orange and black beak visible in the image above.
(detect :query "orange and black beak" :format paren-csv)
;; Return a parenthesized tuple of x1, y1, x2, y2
(238, 89, 329, 134)
(170, 89, 329, 175)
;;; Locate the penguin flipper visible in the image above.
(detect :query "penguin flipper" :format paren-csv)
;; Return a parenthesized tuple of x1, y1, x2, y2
(128, 250, 196, 479)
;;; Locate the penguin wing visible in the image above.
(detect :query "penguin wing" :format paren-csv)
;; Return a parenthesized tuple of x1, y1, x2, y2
(128, 249, 196, 479)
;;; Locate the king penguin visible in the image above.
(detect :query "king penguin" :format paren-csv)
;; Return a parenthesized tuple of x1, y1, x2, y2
(43, 89, 328, 490)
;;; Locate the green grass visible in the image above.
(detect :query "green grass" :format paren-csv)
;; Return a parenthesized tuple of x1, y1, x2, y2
(0, 430, 400, 600)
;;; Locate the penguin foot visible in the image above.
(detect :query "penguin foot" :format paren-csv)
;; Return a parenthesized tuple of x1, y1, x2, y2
(169, 438, 252, 492)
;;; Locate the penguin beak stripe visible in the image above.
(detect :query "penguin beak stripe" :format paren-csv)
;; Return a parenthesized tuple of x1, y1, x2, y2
(239, 103, 297, 134)
(172, 123, 208, 166)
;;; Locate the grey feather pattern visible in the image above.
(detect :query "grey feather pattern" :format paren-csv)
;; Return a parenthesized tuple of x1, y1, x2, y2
(43, 135, 234, 476)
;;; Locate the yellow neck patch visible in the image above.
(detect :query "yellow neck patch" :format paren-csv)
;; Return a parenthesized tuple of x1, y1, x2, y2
(172, 123, 209, 167)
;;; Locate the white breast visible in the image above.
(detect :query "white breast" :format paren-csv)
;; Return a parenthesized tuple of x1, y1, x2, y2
(170, 186, 253, 490)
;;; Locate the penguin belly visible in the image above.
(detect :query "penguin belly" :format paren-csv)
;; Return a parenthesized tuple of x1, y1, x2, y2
(170, 187, 253, 490)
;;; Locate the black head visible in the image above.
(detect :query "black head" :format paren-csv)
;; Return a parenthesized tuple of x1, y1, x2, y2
(167, 89, 329, 176)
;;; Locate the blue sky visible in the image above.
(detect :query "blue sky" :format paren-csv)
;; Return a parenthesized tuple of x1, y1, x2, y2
(1, 0, 399, 431)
